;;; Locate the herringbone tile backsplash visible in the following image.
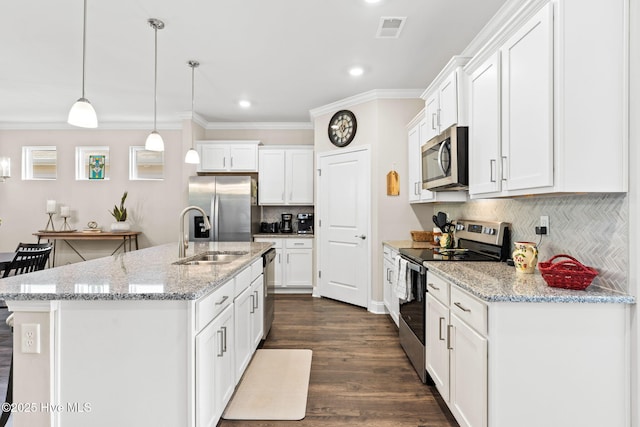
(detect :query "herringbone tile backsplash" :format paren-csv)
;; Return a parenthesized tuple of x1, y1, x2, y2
(436, 194, 628, 293)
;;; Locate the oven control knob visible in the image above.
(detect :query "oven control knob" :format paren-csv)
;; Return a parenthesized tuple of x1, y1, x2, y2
(456, 224, 464, 231)
(485, 228, 495, 235)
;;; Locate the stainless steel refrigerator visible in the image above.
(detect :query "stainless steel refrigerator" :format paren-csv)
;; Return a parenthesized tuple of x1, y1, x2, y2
(188, 176, 259, 242)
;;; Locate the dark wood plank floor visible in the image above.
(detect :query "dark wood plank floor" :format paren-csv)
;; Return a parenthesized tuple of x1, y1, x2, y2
(219, 295, 458, 427)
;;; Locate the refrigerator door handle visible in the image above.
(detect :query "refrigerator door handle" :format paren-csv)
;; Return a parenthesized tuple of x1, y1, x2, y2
(213, 193, 220, 241)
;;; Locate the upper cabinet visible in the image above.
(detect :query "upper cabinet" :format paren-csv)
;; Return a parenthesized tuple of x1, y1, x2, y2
(258, 146, 314, 206)
(421, 56, 471, 142)
(196, 141, 260, 172)
(465, 0, 628, 197)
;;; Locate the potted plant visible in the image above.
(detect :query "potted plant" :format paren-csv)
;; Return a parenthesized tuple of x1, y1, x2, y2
(109, 191, 130, 231)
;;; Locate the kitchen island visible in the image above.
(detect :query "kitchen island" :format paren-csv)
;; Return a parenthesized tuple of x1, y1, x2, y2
(0, 241, 273, 427)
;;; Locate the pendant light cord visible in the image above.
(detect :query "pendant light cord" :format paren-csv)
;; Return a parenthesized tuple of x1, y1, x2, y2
(81, 0, 87, 98)
(153, 24, 158, 132)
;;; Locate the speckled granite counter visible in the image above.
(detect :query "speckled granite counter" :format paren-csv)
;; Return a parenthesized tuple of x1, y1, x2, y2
(424, 261, 635, 304)
(0, 241, 272, 301)
(383, 240, 436, 250)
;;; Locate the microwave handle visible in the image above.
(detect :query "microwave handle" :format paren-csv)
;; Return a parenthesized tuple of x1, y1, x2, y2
(437, 142, 448, 176)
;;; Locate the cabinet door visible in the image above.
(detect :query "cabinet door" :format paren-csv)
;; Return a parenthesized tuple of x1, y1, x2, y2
(500, 3, 553, 192)
(407, 123, 422, 203)
(284, 248, 313, 289)
(383, 257, 399, 326)
(213, 305, 235, 421)
(258, 150, 286, 205)
(195, 317, 218, 427)
(426, 294, 451, 401)
(424, 92, 440, 142)
(250, 275, 264, 349)
(286, 150, 314, 204)
(234, 286, 253, 382)
(469, 52, 502, 195)
(438, 71, 459, 131)
(229, 145, 258, 171)
(199, 145, 228, 171)
(449, 313, 487, 427)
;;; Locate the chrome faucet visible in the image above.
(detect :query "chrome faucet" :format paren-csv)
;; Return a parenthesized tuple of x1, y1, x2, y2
(179, 206, 211, 258)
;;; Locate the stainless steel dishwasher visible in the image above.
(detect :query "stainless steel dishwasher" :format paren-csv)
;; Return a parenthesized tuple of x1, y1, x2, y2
(262, 248, 276, 339)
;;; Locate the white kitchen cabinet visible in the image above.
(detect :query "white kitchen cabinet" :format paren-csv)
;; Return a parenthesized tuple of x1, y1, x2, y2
(258, 146, 314, 205)
(250, 275, 265, 349)
(196, 141, 260, 172)
(468, 52, 501, 195)
(233, 285, 253, 382)
(382, 244, 399, 326)
(500, 3, 553, 192)
(421, 56, 470, 141)
(253, 237, 313, 292)
(425, 272, 487, 427)
(406, 112, 467, 204)
(465, 0, 627, 197)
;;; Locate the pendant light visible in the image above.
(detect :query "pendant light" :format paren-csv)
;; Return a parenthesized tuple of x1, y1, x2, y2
(0, 157, 10, 182)
(67, 0, 98, 128)
(184, 60, 201, 164)
(145, 18, 165, 152)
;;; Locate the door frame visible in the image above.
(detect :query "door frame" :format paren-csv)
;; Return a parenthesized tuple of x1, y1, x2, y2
(314, 145, 372, 310)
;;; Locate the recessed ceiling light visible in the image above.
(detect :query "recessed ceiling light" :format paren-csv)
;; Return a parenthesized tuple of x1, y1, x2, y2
(349, 67, 364, 77)
(239, 100, 251, 108)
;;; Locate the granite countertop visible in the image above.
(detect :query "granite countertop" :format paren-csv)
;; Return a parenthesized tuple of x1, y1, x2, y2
(0, 242, 273, 301)
(254, 233, 314, 238)
(383, 240, 436, 250)
(425, 261, 635, 304)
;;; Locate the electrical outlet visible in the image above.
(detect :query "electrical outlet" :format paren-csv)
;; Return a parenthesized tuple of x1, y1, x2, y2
(540, 215, 550, 236)
(21, 323, 41, 354)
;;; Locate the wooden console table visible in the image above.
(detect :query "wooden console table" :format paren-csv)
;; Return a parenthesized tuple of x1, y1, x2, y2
(34, 231, 141, 267)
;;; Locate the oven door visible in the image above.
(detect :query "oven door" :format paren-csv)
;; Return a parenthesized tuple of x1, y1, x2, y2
(398, 258, 427, 345)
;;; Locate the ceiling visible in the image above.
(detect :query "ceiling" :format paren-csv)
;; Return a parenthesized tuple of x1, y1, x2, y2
(0, 0, 508, 128)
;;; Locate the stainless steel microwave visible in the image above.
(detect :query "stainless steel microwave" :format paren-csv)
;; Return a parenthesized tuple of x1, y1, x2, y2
(421, 125, 468, 191)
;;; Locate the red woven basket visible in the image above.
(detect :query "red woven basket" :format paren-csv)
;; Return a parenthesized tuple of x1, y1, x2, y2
(538, 254, 598, 290)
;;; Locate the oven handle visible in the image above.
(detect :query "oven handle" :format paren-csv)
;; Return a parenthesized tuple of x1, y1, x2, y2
(401, 256, 427, 274)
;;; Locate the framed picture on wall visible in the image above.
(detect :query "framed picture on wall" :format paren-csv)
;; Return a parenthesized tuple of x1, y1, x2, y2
(89, 155, 106, 180)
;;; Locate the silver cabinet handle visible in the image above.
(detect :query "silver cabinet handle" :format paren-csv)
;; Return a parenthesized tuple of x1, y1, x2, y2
(221, 326, 227, 353)
(287, 254, 290, 263)
(501, 156, 508, 181)
(437, 109, 441, 127)
(490, 159, 496, 183)
(230, 157, 234, 168)
(431, 113, 437, 130)
(355, 235, 366, 240)
(217, 329, 224, 357)
(454, 302, 471, 312)
(250, 294, 255, 314)
(386, 268, 391, 282)
(223, 157, 226, 168)
(253, 290, 259, 309)
(215, 295, 229, 306)
(447, 324, 454, 350)
(427, 283, 440, 291)
(439, 317, 446, 341)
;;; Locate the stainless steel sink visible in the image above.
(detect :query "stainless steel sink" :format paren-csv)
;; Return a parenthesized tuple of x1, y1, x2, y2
(173, 251, 248, 266)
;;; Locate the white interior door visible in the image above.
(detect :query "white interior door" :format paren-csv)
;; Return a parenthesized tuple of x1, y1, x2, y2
(317, 147, 370, 308)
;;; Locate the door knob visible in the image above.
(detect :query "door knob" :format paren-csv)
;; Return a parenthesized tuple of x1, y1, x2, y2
(355, 234, 366, 240)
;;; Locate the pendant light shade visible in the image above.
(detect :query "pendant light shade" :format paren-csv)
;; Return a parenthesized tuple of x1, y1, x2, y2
(146, 18, 165, 152)
(0, 157, 10, 182)
(185, 60, 201, 164)
(68, 0, 98, 128)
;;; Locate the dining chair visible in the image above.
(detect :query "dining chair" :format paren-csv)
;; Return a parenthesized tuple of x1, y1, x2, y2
(1, 245, 53, 278)
(13, 242, 54, 270)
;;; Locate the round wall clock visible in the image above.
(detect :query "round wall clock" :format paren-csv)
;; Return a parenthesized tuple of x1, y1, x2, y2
(328, 110, 357, 147)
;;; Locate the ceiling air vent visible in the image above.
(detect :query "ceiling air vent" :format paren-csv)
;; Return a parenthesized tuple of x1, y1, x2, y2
(376, 17, 406, 38)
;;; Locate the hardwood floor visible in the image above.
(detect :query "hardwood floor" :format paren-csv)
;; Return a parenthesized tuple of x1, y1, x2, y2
(219, 295, 458, 427)
(0, 296, 458, 427)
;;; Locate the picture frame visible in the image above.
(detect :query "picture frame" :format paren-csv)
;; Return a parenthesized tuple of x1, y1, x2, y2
(89, 155, 106, 180)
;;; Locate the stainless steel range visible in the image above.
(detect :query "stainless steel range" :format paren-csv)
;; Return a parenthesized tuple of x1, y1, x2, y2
(397, 219, 510, 383)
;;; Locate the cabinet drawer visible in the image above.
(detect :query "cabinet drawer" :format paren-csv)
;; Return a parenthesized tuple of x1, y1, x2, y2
(196, 279, 234, 331)
(426, 272, 450, 305)
(234, 266, 252, 298)
(383, 245, 398, 262)
(450, 286, 487, 335)
(285, 239, 313, 249)
(254, 237, 283, 249)
(250, 258, 263, 282)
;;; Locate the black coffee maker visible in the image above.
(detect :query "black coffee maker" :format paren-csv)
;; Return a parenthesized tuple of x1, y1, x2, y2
(280, 213, 293, 233)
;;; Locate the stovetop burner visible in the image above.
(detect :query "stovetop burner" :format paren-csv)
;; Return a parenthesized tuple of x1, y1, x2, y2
(400, 219, 511, 264)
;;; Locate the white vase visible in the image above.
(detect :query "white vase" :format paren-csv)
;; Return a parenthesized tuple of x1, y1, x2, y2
(110, 222, 131, 232)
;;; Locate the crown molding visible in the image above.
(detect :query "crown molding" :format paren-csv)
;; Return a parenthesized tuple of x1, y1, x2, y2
(0, 121, 183, 131)
(308, 88, 423, 120)
(205, 122, 313, 130)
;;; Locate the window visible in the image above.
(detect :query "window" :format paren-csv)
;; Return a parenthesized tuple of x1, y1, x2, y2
(129, 146, 164, 180)
(22, 146, 57, 180)
(76, 146, 110, 180)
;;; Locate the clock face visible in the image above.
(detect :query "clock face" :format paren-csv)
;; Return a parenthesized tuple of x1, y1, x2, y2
(328, 110, 357, 147)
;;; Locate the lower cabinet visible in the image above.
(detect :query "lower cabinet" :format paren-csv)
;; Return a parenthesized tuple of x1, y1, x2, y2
(426, 272, 487, 427)
(253, 237, 313, 292)
(196, 302, 235, 427)
(382, 244, 399, 326)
